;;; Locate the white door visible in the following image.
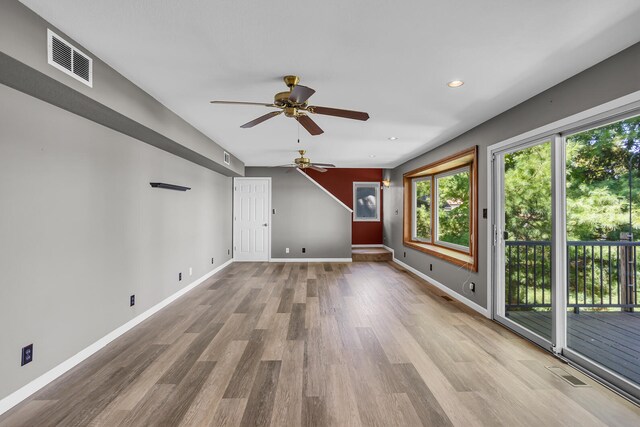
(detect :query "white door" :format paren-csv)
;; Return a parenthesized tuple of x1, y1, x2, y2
(233, 178, 271, 261)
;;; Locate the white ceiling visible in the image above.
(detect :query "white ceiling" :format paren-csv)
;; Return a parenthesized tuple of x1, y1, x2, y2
(20, 0, 640, 168)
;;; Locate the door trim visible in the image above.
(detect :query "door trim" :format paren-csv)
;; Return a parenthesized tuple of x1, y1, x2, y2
(233, 177, 271, 262)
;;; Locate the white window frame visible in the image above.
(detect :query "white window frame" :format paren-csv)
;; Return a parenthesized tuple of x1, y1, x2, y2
(353, 182, 380, 222)
(412, 176, 432, 242)
(434, 166, 471, 252)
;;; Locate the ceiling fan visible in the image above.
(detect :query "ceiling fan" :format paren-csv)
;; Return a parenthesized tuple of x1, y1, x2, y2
(278, 150, 335, 172)
(210, 75, 369, 136)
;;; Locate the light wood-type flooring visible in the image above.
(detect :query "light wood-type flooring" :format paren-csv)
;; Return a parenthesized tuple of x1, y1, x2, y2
(1, 261, 639, 426)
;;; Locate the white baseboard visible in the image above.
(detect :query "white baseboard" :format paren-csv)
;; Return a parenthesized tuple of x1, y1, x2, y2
(270, 258, 352, 263)
(382, 245, 395, 256)
(392, 257, 490, 318)
(0, 259, 234, 417)
(351, 244, 384, 248)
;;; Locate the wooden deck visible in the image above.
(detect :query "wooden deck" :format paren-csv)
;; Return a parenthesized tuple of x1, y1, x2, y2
(507, 310, 640, 386)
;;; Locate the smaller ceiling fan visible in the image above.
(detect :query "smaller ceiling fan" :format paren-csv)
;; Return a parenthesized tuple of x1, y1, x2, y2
(278, 150, 335, 172)
(210, 75, 369, 136)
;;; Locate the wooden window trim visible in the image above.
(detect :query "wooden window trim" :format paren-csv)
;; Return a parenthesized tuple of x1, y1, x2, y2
(403, 146, 479, 272)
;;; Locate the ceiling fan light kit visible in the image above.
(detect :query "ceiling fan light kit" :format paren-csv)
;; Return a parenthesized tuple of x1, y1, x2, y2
(211, 75, 370, 136)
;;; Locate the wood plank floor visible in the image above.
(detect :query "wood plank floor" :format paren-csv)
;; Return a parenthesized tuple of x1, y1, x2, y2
(2, 261, 639, 426)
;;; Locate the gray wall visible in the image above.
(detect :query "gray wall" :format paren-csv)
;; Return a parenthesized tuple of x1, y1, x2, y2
(245, 168, 352, 259)
(0, 0, 236, 403)
(0, 0, 243, 176)
(0, 83, 233, 401)
(384, 42, 640, 310)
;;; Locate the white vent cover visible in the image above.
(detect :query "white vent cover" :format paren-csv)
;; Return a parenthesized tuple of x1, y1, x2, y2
(47, 29, 93, 87)
(224, 151, 231, 165)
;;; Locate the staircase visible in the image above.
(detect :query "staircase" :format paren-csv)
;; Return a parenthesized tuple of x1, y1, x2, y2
(352, 246, 393, 262)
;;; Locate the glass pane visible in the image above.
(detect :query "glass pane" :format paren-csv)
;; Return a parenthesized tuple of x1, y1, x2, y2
(355, 186, 378, 219)
(503, 141, 552, 341)
(565, 114, 640, 387)
(437, 170, 470, 247)
(415, 180, 431, 241)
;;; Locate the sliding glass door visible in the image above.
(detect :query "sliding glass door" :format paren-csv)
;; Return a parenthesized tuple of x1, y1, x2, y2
(563, 115, 640, 396)
(494, 139, 554, 349)
(492, 112, 640, 401)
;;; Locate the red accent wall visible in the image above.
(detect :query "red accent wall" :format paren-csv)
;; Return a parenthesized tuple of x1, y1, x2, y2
(305, 168, 383, 245)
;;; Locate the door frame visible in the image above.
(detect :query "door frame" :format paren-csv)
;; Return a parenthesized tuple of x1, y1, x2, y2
(486, 91, 640, 401)
(490, 136, 559, 351)
(233, 177, 272, 262)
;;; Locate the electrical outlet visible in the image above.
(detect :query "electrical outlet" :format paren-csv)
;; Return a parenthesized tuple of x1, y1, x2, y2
(469, 282, 476, 292)
(227, 249, 230, 255)
(211, 257, 214, 264)
(482, 208, 487, 219)
(189, 267, 193, 276)
(395, 209, 398, 215)
(21, 344, 33, 366)
(286, 248, 290, 253)
(302, 248, 306, 253)
(130, 295, 135, 306)
(179, 272, 182, 281)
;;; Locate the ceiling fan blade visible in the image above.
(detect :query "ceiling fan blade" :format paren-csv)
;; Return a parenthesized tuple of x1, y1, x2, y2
(308, 106, 369, 121)
(312, 163, 336, 167)
(210, 101, 276, 107)
(289, 85, 316, 104)
(296, 115, 324, 136)
(309, 165, 328, 172)
(240, 111, 283, 128)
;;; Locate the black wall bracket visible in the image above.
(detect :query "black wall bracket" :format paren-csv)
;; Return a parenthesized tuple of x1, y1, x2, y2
(150, 182, 191, 191)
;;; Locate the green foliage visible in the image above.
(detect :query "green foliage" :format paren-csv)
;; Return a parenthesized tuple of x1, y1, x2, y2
(504, 143, 552, 241)
(415, 180, 431, 240)
(566, 115, 640, 240)
(437, 171, 470, 246)
(504, 115, 640, 242)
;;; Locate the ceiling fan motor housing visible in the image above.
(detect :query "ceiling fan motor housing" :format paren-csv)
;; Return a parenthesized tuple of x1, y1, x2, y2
(294, 157, 310, 167)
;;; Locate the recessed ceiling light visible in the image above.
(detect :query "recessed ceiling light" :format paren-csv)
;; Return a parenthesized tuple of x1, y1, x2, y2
(447, 80, 464, 88)
(369, 155, 376, 158)
(388, 136, 398, 141)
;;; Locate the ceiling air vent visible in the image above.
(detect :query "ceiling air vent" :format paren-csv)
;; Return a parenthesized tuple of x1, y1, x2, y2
(224, 151, 231, 165)
(47, 29, 93, 87)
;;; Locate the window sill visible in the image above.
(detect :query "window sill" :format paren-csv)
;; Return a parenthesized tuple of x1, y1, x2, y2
(403, 240, 477, 271)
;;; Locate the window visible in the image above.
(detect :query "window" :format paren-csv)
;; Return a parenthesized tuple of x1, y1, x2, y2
(413, 178, 431, 241)
(353, 182, 380, 221)
(403, 147, 478, 270)
(436, 168, 470, 249)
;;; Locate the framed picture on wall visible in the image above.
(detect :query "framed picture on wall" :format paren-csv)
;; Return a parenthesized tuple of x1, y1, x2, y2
(353, 182, 380, 222)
